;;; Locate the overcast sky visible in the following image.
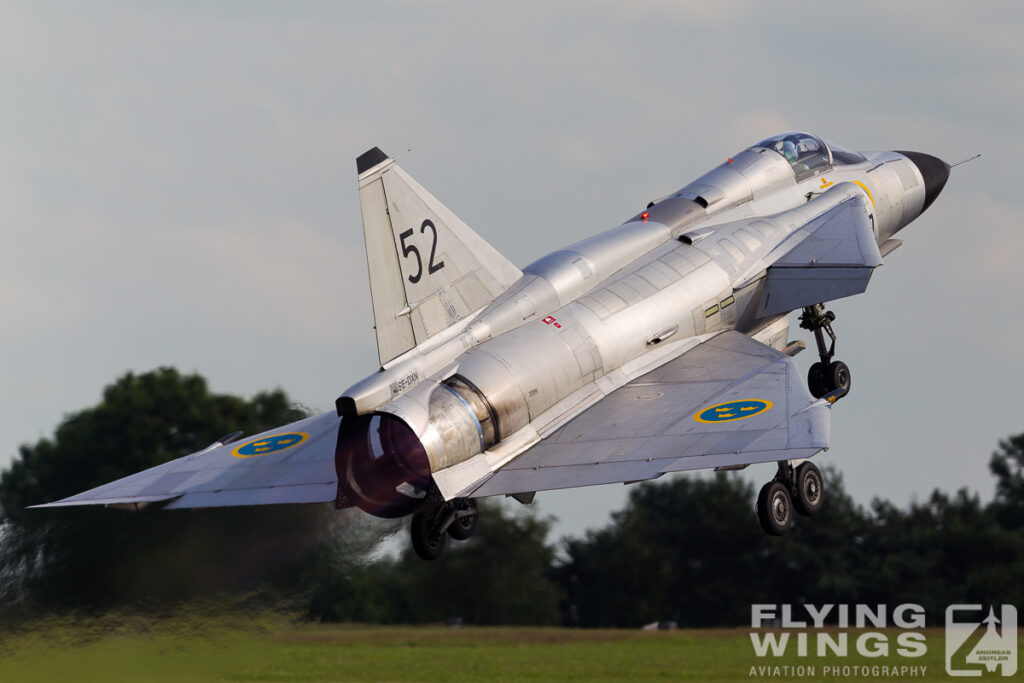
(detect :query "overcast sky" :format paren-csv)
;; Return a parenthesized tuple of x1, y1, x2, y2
(3, 1, 1023, 538)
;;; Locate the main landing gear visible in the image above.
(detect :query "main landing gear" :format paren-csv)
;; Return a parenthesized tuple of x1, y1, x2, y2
(756, 460, 824, 535)
(410, 498, 479, 560)
(800, 304, 851, 400)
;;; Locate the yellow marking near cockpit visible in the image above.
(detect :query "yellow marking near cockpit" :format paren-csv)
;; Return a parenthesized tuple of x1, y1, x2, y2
(819, 177, 834, 189)
(852, 180, 875, 209)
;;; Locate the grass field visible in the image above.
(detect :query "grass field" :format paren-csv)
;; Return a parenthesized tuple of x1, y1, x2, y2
(1, 617, 1019, 682)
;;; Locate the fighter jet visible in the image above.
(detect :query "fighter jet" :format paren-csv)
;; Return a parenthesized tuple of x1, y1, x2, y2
(37, 132, 956, 559)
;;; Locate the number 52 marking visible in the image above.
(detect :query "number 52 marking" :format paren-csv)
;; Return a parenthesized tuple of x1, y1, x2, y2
(400, 219, 445, 284)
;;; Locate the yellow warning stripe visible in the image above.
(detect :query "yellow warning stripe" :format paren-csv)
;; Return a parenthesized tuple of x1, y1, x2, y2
(852, 180, 875, 209)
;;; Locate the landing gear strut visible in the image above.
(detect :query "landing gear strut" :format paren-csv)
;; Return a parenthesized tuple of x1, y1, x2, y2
(756, 460, 824, 536)
(410, 498, 479, 560)
(800, 304, 851, 400)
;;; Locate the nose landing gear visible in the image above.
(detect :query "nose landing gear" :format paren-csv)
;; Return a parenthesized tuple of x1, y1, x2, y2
(410, 498, 479, 560)
(756, 460, 824, 536)
(800, 304, 851, 399)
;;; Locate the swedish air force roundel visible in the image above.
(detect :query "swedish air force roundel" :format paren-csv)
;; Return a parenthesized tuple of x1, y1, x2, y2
(694, 400, 773, 423)
(231, 432, 309, 458)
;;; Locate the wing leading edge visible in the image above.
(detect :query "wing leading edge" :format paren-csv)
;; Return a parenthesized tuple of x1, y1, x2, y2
(32, 411, 341, 510)
(465, 331, 831, 497)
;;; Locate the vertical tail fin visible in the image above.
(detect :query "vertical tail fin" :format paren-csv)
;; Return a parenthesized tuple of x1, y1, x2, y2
(356, 148, 522, 365)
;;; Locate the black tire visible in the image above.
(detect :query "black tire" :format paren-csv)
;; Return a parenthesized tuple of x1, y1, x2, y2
(807, 362, 829, 398)
(828, 361, 851, 396)
(448, 503, 478, 541)
(757, 481, 793, 536)
(794, 462, 824, 516)
(411, 507, 447, 560)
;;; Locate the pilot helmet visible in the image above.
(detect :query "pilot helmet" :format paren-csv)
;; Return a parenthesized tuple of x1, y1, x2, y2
(781, 139, 798, 162)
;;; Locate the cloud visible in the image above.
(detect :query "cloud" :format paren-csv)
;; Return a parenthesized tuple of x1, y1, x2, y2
(149, 217, 369, 345)
(956, 191, 1024, 284)
(554, 134, 612, 173)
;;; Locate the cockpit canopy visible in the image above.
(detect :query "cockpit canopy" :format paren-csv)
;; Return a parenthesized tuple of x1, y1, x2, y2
(825, 139, 868, 165)
(755, 132, 830, 181)
(753, 131, 866, 182)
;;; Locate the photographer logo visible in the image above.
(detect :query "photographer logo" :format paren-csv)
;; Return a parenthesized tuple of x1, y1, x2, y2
(945, 605, 1017, 677)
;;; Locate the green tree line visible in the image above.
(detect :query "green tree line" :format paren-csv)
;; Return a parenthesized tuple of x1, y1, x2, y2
(2, 369, 1022, 626)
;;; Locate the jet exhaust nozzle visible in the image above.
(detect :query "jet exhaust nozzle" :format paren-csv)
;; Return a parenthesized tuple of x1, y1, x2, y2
(335, 414, 432, 518)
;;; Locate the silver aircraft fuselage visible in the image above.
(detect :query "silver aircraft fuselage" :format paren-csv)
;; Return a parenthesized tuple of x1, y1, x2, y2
(39, 131, 955, 549)
(336, 134, 946, 512)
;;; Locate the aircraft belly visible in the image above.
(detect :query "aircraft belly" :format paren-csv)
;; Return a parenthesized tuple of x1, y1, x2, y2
(466, 330, 830, 499)
(426, 245, 737, 497)
(457, 245, 732, 438)
(392, 188, 880, 493)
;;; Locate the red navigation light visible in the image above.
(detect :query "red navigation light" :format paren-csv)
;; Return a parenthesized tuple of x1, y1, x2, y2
(727, 157, 734, 164)
(641, 211, 649, 220)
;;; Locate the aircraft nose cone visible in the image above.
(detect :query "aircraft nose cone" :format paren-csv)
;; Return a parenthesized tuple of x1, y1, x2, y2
(896, 150, 950, 213)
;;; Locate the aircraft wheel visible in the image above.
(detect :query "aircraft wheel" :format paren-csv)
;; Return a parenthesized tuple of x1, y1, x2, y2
(757, 481, 793, 536)
(827, 361, 851, 396)
(448, 500, 478, 541)
(807, 362, 829, 398)
(411, 506, 448, 560)
(794, 462, 824, 516)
